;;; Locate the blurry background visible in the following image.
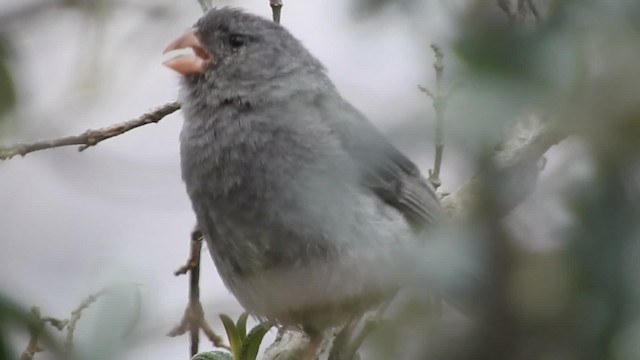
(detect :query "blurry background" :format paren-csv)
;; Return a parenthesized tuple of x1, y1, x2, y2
(1, 0, 640, 359)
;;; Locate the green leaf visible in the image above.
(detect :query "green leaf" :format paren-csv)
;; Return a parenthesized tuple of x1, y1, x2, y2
(0, 35, 16, 120)
(239, 324, 270, 360)
(0, 326, 14, 360)
(235, 312, 249, 342)
(219, 314, 241, 359)
(191, 350, 234, 360)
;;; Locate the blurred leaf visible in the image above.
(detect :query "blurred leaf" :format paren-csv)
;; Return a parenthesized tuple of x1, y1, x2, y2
(191, 351, 234, 360)
(350, 0, 417, 17)
(0, 34, 16, 120)
(235, 312, 249, 343)
(239, 324, 270, 360)
(0, 294, 30, 325)
(219, 314, 241, 359)
(455, 22, 549, 84)
(0, 329, 13, 360)
(0, 294, 25, 360)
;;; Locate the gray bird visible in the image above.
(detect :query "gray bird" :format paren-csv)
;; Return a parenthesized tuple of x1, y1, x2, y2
(163, 8, 442, 359)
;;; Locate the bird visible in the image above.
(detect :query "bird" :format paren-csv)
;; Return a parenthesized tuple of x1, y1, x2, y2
(163, 7, 443, 359)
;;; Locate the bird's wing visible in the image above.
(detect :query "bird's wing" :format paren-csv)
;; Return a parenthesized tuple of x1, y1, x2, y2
(315, 92, 443, 229)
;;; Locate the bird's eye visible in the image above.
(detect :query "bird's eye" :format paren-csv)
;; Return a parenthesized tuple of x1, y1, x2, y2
(228, 34, 246, 48)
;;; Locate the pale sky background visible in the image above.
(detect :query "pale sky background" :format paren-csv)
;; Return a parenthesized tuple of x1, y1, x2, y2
(0, 0, 580, 359)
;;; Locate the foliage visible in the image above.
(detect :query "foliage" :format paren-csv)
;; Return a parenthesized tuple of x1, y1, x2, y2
(0, 35, 16, 123)
(216, 313, 270, 360)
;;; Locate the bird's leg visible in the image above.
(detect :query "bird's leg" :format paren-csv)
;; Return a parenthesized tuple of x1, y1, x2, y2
(302, 331, 323, 360)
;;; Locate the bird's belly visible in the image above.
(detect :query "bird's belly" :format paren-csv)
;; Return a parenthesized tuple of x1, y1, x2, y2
(202, 204, 408, 329)
(216, 236, 393, 329)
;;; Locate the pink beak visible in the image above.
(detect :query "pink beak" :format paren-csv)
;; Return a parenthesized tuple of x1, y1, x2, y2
(163, 29, 214, 76)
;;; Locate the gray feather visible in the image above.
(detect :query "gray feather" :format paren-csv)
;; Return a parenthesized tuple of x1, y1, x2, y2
(175, 7, 443, 331)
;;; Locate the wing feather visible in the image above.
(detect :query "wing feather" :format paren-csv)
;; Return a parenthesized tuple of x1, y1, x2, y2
(314, 92, 443, 229)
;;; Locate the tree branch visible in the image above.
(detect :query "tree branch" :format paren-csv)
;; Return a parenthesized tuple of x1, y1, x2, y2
(270, 0, 283, 23)
(0, 101, 180, 160)
(442, 113, 566, 218)
(197, 0, 214, 13)
(419, 44, 448, 190)
(20, 307, 45, 360)
(65, 289, 107, 351)
(169, 229, 230, 356)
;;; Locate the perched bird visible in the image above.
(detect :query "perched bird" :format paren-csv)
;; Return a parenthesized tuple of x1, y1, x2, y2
(163, 7, 442, 358)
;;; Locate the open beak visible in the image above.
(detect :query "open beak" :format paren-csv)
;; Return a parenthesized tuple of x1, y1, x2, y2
(163, 29, 213, 76)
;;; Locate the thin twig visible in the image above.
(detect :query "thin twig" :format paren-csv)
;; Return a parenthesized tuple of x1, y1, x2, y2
(442, 114, 566, 218)
(65, 289, 107, 351)
(169, 230, 230, 355)
(419, 44, 447, 190)
(197, 0, 214, 12)
(0, 101, 180, 160)
(174, 231, 203, 276)
(20, 307, 45, 360)
(19, 286, 136, 359)
(41, 317, 68, 331)
(188, 230, 204, 356)
(270, 0, 283, 23)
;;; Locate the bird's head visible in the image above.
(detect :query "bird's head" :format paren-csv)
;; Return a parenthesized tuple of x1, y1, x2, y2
(163, 8, 327, 102)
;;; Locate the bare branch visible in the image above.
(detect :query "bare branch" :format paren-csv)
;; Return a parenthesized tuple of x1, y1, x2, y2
(41, 317, 68, 331)
(417, 85, 434, 99)
(0, 101, 180, 160)
(187, 230, 204, 356)
(270, 0, 283, 23)
(20, 307, 45, 360)
(65, 289, 107, 351)
(169, 229, 230, 355)
(419, 44, 448, 190)
(442, 114, 566, 218)
(174, 230, 203, 276)
(197, 0, 214, 12)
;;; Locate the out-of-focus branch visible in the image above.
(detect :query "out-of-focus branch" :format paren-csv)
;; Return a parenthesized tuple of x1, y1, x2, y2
(270, 0, 283, 23)
(19, 285, 137, 360)
(197, 0, 214, 12)
(20, 307, 46, 360)
(418, 44, 448, 190)
(65, 289, 107, 351)
(442, 114, 566, 218)
(0, 101, 180, 160)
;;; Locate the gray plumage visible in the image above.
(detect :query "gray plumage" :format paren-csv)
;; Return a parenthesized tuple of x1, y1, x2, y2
(175, 8, 442, 332)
